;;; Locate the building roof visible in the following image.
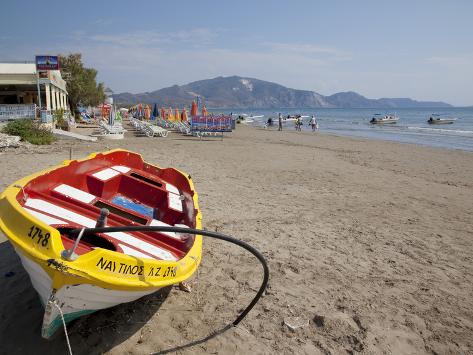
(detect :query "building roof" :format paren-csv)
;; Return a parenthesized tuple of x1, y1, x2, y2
(0, 63, 36, 74)
(0, 63, 67, 92)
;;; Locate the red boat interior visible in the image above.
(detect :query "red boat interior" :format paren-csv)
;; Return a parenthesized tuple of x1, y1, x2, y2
(16, 151, 197, 261)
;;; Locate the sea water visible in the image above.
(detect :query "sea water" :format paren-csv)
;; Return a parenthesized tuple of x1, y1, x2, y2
(215, 108, 473, 152)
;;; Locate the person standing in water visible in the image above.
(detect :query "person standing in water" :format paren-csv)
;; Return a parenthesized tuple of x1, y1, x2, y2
(278, 113, 283, 131)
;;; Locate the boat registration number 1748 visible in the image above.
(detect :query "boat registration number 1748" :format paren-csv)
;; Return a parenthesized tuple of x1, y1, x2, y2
(27, 225, 50, 247)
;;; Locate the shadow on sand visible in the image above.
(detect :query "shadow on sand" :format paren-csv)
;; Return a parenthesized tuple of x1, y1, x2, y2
(0, 241, 171, 355)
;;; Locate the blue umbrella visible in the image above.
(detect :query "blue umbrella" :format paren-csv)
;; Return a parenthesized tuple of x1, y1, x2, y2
(152, 103, 158, 120)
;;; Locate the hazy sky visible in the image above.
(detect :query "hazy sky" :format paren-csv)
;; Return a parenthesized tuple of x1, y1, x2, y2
(1, 0, 472, 105)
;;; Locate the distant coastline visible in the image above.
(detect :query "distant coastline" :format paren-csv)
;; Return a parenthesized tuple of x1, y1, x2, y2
(113, 76, 453, 109)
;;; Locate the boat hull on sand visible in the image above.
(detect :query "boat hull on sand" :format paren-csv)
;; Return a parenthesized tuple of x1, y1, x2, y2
(0, 149, 202, 338)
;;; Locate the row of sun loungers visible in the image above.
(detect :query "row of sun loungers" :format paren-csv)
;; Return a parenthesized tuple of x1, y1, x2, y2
(130, 117, 225, 139)
(155, 118, 222, 137)
(130, 118, 169, 137)
(155, 117, 191, 135)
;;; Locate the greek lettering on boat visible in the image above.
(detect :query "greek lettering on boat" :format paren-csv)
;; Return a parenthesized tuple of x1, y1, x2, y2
(96, 256, 176, 278)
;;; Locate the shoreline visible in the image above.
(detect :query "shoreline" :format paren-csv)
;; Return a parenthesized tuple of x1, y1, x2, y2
(1, 124, 472, 354)
(229, 106, 473, 152)
(251, 122, 473, 154)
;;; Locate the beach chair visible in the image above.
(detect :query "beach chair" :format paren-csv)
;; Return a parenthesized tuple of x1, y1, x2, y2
(146, 124, 169, 137)
(99, 122, 125, 136)
(80, 112, 94, 124)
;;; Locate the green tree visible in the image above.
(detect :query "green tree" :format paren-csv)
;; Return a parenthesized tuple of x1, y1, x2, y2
(59, 53, 106, 114)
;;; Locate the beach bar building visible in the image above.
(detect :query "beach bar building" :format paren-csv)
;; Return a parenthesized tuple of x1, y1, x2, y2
(0, 62, 69, 120)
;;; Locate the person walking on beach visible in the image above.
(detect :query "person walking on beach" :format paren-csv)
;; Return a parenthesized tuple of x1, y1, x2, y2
(310, 115, 318, 132)
(295, 116, 302, 131)
(278, 113, 283, 131)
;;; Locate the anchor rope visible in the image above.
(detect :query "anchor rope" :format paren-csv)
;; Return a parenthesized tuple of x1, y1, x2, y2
(49, 300, 73, 355)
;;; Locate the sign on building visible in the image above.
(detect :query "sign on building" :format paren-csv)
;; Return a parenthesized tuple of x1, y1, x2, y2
(35, 55, 60, 71)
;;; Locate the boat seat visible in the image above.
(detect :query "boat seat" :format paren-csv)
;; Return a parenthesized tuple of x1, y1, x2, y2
(24, 198, 179, 261)
(52, 184, 97, 204)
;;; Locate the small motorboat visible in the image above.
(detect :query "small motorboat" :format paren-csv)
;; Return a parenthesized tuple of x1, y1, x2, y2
(427, 114, 457, 124)
(235, 113, 261, 124)
(370, 113, 399, 124)
(0, 150, 202, 338)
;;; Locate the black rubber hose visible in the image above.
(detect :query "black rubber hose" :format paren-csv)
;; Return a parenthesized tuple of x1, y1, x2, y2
(70, 225, 269, 326)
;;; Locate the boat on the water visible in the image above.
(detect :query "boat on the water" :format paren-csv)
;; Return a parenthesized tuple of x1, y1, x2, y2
(0, 149, 202, 338)
(427, 114, 457, 125)
(370, 113, 399, 124)
(235, 113, 263, 124)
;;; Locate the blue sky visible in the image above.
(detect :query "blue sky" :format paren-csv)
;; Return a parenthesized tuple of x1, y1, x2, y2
(1, 0, 472, 105)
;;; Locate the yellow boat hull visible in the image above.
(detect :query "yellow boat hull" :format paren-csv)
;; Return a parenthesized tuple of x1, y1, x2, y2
(0, 150, 202, 338)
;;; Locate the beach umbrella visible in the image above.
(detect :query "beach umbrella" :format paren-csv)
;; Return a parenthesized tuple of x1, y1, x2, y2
(168, 108, 174, 121)
(161, 108, 166, 119)
(152, 103, 158, 119)
(108, 105, 115, 126)
(144, 105, 151, 120)
(182, 107, 188, 122)
(175, 108, 180, 121)
(202, 105, 208, 117)
(138, 103, 143, 117)
(190, 100, 198, 117)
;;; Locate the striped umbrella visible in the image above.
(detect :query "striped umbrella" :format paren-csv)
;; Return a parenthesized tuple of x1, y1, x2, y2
(138, 103, 143, 117)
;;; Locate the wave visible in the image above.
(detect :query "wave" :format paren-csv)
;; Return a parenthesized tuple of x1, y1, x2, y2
(406, 126, 473, 135)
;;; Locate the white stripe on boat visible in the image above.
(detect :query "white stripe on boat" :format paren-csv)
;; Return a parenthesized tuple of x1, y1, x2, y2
(24, 208, 67, 225)
(24, 199, 177, 261)
(119, 244, 155, 259)
(168, 193, 183, 212)
(108, 231, 176, 261)
(25, 198, 97, 227)
(165, 183, 179, 195)
(92, 168, 121, 181)
(53, 184, 96, 203)
(150, 219, 180, 239)
(111, 165, 131, 173)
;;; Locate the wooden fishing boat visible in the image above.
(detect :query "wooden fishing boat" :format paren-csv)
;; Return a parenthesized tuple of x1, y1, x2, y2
(0, 149, 202, 338)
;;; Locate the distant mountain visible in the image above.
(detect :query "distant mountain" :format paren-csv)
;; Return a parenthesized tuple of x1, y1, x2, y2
(113, 76, 452, 108)
(325, 92, 451, 108)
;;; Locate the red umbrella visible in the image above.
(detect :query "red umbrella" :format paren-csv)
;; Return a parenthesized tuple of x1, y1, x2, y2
(175, 108, 180, 121)
(161, 108, 165, 118)
(190, 101, 198, 117)
(202, 105, 208, 117)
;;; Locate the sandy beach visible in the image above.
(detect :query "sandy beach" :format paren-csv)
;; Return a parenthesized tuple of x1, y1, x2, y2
(1, 124, 472, 354)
